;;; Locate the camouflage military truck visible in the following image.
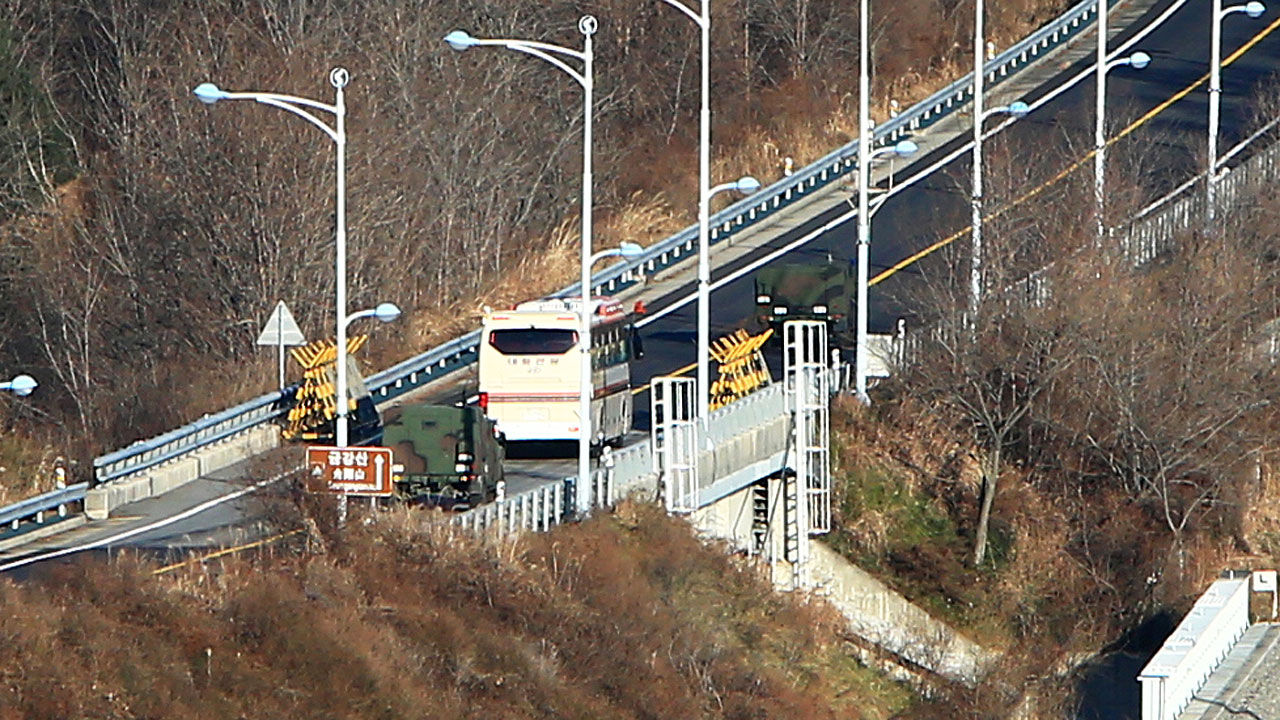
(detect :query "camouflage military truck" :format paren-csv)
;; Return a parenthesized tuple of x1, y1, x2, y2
(380, 404, 505, 509)
(754, 262, 856, 338)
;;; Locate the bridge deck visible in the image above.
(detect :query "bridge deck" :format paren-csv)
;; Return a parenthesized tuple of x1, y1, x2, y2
(1176, 623, 1280, 720)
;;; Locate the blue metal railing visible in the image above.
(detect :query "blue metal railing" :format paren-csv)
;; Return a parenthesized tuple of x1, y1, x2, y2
(71, 0, 1098, 495)
(0, 482, 89, 540)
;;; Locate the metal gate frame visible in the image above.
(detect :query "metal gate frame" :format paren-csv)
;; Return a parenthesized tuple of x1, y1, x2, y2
(650, 376, 699, 513)
(783, 321, 832, 585)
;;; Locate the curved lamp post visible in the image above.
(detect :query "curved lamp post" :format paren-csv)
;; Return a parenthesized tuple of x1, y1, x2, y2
(1095, 41, 1151, 243)
(579, 242, 645, 510)
(970, 100, 1030, 319)
(653, 0, 721, 420)
(855, 139, 918, 402)
(699, 175, 761, 418)
(0, 375, 37, 397)
(193, 69, 360, 446)
(334, 301, 401, 521)
(1208, 0, 1266, 225)
(447, 18, 599, 512)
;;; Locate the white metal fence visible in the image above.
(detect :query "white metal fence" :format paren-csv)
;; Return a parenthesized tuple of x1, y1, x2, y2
(1138, 577, 1251, 720)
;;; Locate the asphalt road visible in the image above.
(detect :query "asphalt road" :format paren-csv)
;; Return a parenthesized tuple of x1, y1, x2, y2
(7, 0, 1280, 569)
(630, 0, 1280, 427)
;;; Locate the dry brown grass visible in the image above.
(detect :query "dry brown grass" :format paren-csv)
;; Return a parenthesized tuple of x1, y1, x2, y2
(0, 503, 911, 719)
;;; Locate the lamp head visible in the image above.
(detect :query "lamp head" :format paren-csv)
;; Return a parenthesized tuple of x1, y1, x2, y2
(1245, 1, 1266, 17)
(1006, 101, 1031, 118)
(618, 242, 644, 258)
(444, 30, 479, 51)
(193, 83, 228, 105)
(893, 139, 919, 156)
(373, 303, 402, 323)
(734, 176, 762, 194)
(5, 374, 36, 397)
(1127, 51, 1152, 70)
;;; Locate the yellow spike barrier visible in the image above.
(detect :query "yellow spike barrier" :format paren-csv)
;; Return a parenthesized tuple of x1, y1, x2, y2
(709, 328, 774, 411)
(283, 335, 369, 441)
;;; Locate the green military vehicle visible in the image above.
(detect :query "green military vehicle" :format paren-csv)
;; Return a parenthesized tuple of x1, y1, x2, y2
(380, 404, 505, 509)
(754, 262, 856, 339)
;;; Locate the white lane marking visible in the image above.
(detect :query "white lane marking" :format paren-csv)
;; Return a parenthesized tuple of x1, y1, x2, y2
(637, 0, 1187, 328)
(0, 468, 301, 573)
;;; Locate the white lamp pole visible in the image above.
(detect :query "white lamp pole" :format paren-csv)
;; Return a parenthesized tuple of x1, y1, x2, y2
(446, 17, 597, 513)
(855, 140, 917, 402)
(655, 0, 714, 419)
(193, 68, 353, 443)
(1095, 0, 1108, 243)
(0, 374, 37, 397)
(1208, 0, 1266, 226)
(335, 302, 402, 521)
(857, 0, 871, 403)
(1094, 4, 1152, 246)
(969, 101, 1029, 316)
(971, 0, 986, 322)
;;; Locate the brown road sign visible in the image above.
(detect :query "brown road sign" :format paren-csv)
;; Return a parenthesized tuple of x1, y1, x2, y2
(306, 445, 394, 497)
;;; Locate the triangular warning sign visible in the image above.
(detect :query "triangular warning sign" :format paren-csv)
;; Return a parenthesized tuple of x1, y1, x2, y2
(257, 300, 307, 346)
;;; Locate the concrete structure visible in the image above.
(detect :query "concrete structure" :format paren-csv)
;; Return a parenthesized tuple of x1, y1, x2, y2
(1175, 623, 1280, 720)
(1140, 573, 1280, 720)
(85, 425, 279, 520)
(1139, 578, 1251, 720)
(686, 474, 994, 686)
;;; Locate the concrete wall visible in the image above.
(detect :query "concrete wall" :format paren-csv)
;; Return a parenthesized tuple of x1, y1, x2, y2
(690, 474, 993, 685)
(86, 425, 281, 519)
(808, 542, 994, 686)
(690, 481, 758, 552)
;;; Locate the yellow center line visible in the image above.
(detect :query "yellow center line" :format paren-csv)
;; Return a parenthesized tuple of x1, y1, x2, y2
(870, 15, 1280, 288)
(631, 360, 697, 395)
(627, 19, 1280, 389)
(152, 528, 304, 575)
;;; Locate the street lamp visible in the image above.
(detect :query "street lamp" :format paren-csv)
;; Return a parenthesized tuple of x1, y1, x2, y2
(0, 375, 37, 397)
(1094, 31, 1151, 243)
(447, 17, 598, 512)
(653, 0, 717, 420)
(345, 302, 402, 327)
(193, 68, 359, 446)
(575, 242, 645, 511)
(332, 301, 401, 522)
(696, 175, 762, 416)
(969, 99, 1030, 319)
(1208, 0, 1266, 225)
(855, 139, 918, 403)
(710, 175, 761, 199)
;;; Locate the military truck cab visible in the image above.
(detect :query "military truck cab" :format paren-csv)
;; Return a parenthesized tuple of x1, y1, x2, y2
(754, 262, 856, 338)
(380, 404, 505, 510)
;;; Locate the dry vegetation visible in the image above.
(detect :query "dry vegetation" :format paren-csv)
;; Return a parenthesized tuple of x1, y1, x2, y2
(823, 132, 1280, 715)
(0, 503, 913, 719)
(0, 0, 1068, 485)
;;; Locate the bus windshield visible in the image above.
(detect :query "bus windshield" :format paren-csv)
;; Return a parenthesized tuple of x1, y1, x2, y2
(488, 328, 578, 355)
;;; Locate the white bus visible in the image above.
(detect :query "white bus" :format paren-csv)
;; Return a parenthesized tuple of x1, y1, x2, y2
(478, 297, 639, 445)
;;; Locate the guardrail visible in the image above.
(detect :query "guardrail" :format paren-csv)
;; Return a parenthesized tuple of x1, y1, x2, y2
(455, 381, 794, 532)
(1120, 118, 1280, 266)
(93, 389, 290, 484)
(0, 482, 88, 539)
(74, 0, 1099, 496)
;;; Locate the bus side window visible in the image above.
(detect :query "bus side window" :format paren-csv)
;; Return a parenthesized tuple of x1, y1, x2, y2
(630, 327, 645, 359)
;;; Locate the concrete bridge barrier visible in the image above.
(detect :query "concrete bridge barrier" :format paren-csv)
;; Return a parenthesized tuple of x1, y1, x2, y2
(86, 425, 281, 520)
